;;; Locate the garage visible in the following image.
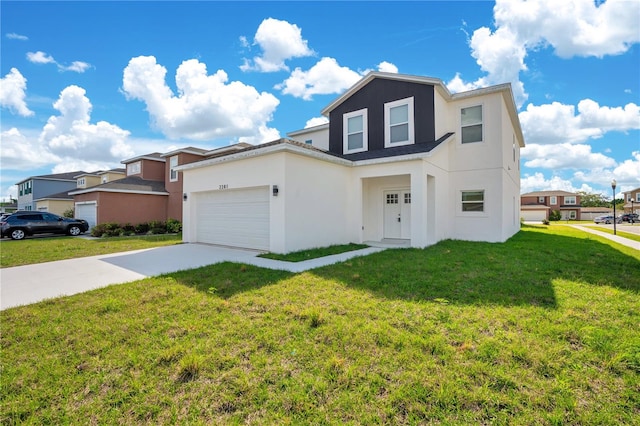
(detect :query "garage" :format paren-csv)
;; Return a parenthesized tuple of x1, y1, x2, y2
(520, 208, 547, 222)
(75, 201, 97, 229)
(195, 186, 270, 250)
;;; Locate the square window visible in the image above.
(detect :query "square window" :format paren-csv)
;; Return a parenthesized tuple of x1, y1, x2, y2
(461, 190, 484, 212)
(386, 193, 398, 204)
(461, 105, 483, 144)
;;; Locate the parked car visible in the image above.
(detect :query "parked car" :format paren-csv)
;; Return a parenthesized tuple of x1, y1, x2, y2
(0, 211, 89, 240)
(620, 213, 638, 223)
(593, 215, 621, 224)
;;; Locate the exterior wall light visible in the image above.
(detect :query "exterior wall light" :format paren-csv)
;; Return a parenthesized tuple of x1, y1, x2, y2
(183, 193, 188, 201)
(272, 185, 279, 196)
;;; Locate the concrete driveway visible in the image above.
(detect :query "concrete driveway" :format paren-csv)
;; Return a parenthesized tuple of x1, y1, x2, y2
(0, 243, 384, 311)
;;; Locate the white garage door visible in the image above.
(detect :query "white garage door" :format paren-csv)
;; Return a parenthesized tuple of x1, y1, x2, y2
(195, 186, 270, 250)
(520, 209, 546, 222)
(75, 202, 97, 229)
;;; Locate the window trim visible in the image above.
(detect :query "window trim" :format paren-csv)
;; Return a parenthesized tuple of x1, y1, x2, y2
(169, 155, 179, 182)
(460, 104, 484, 144)
(564, 196, 577, 205)
(461, 190, 485, 214)
(343, 108, 368, 154)
(550, 196, 557, 205)
(384, 97, 414, 148)
(127, 161, 141, 176)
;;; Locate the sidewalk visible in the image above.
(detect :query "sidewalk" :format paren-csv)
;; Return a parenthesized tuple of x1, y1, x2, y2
(570, 225, 640, 251)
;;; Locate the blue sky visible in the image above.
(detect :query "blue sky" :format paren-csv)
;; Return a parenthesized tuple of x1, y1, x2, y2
(1, 0, 639, 201)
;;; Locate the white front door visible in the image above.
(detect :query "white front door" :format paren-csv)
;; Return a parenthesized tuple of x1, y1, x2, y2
(383, 190, 411, 239)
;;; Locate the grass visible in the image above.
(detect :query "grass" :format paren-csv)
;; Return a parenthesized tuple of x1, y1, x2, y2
(580, 225, 640, 242)
(259, 243, 370, 262)
(0, 234, 183, 268)
(1, 225, 639, 424)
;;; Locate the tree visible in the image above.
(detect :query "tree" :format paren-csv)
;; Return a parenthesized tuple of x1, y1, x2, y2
(577, 191, 609, 207)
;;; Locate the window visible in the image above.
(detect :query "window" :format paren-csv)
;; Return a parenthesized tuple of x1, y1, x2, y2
(127, 161, 141, 175)
(564, 196, 576, 205)
(569, 211, 576, 219)
(305, 139, 312, 145)
(404, 193, 411, 204)
(384, 97, 414, 147)
(538, 196, 545, 203)
(102, 176, 108, 183)
(343, 108, 368, 154)
(77, 178, 85, 187)
(169, 156, 179, 182)
(550, 196, 557, 205)
(461, 105, 483, 144)
(636, 193, 640, 202)
(386, 193, 398, 204)
(461, 190, 484, 212)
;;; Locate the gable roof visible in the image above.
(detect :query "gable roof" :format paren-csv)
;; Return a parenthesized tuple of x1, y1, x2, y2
(521, 190, 577, 197)
(121, 152, 165, 164)
(321, 71, 525, 148)
(68, 176, 168, 196)
(16, 171, 86, 185)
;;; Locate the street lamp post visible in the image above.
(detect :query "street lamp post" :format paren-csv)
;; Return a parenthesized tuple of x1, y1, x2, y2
(632, 199, 635, 225)
(611, 179, 617, 235)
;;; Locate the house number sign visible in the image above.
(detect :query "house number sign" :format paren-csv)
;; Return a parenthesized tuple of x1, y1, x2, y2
(218, 184, 228, 190)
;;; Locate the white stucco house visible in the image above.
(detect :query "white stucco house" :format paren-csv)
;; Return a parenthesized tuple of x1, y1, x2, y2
(177, 72, 525, 253)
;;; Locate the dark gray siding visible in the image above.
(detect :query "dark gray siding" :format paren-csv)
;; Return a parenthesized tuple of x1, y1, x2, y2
(328, 78, 436, 155)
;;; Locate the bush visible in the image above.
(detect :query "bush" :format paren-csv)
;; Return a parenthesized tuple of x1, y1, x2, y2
(166, 218, 182, 233)
(62, 208, 75, 218)
(135, 222, 150, 234)
(549, 210, 562, 221)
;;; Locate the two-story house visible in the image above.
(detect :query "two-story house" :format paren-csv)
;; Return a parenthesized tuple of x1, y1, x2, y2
(520, 190, 582, 221)
(177, 72, 525, 254)
(16, 171, 85, 211)
(33, 169, 126, 216)
(622, 187, 640, 216)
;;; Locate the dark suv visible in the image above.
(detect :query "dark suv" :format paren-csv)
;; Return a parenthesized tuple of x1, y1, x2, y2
(0, 211, 89, 240)
(620, 213, 638, 223)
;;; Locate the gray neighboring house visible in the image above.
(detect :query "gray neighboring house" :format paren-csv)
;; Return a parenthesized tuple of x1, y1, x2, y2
(16, 171, 85, 211)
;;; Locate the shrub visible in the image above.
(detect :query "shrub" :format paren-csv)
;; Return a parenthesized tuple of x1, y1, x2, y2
(135, 222, 150, 234)
(62, 208, 75, 218)
(549, 210, 562, 221)
(166, 218, 182, 233)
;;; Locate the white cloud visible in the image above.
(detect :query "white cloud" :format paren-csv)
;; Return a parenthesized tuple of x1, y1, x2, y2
(452, 0, 640, 106)
(39, 85, 135, 162)
(240, 18, 314, 72)
(6, 32, 28, 41)
(0, 128, 60, 170)
(276, 57, 363, 100)
(612, 151, 640, 184)
(377, 61, 399, 73)
(26, 51, 92, 73)
(27, 51, 56, 64)
(522, 143, 616, 169)
(0, 68, 34, 117)
(122, 56, 281, 143)
(519, 100, 640, 145)
(520, 172, 592, 194)
(304, 116, 329, 128)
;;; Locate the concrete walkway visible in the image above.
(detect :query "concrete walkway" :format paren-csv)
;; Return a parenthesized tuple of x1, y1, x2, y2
(0, 243, 386, 311)
(570, 224, 640, 251)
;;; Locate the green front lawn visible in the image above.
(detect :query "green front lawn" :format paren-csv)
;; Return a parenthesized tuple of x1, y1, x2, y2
(259, 243, 370, 262)
(0, 234, 182, 268)
(1, 226, 638, 424)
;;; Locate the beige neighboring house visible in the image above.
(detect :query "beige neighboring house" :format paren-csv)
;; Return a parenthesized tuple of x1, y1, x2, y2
(622, 187, 640, 215)
(520, 190, 582, 221)
(580, 206, 613, 221)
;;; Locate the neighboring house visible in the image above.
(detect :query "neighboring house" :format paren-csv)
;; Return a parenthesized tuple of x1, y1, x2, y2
(622, 187, 640, 215)
(0, 199, 18, 214)
(16, 171, 85, 211)
(520, 190, 582, 221)
(177, 72, 524, 253)
(34, 191, 74, 216)
(580, 207, 613, 221)
(75, 169, 126, 189)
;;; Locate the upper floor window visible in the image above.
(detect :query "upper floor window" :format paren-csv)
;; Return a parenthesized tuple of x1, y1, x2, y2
(461, 105, 483, 144)
(538, 196, 545, 203)
(636, 193, 640, 202)
(102, 176, 108, 183)
(305, 139, 312, 145)
(169, 156, 179, 182)
(550, 196, 557, 205)
(77, 178, 86, 187)
(127, 161, 141, 176)
(564, 196, 576, 205)
(384, 97, 414, 148)
(461, 190, 484, 212)
(343, 108, 368, 154)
